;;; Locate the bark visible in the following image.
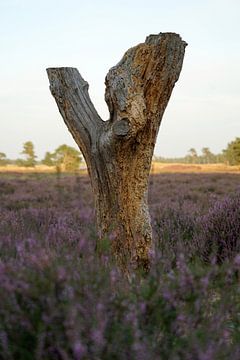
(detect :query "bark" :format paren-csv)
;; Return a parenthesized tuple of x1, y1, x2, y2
(47, 32, 187, 272)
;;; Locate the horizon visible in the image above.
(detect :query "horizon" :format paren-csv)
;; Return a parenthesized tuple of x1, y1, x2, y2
(1, 138, 233, 161)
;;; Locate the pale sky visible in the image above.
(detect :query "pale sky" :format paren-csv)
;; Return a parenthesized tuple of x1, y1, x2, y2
(0, 0, 239, 159)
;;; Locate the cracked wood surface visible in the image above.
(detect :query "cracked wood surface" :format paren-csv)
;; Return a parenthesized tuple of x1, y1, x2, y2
(47, 32, 187, 271)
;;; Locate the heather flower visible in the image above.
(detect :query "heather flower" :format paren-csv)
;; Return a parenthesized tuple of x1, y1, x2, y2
(139, 301, 146, 313)
(110, 268, 118, 283)
(72, 341, 86, 359)
(0, 173, 240, 359)
(196, 191, 240, 263)
(234, 254, 240, 267)
(91, 328, 105, 348)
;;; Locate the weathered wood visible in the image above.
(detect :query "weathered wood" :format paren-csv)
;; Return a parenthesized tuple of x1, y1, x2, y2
(47, 32, 187, 272)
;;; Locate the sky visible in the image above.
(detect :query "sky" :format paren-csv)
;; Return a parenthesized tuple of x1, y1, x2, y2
(0, 0, 239, 159)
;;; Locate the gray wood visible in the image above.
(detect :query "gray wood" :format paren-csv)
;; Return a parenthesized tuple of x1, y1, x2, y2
(47, 32, 187, 272)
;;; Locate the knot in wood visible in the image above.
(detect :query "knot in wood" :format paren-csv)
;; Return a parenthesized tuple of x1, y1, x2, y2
(112, 118, 130, 137)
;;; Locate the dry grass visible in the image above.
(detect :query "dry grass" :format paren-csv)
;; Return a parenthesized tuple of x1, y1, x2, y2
(0, 164, 56, 173)
(151, 162, 240, 173)
(0, 164, 88, 174)
(0, 162, 239, 174)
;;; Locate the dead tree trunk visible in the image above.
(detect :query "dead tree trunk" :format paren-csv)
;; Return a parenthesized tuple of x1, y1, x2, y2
(47, 33, 187, 272)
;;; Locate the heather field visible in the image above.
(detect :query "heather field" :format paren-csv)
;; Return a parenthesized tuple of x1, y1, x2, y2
(0, 172, 240, 359)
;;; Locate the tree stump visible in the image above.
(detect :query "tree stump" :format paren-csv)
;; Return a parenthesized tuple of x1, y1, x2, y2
(47, 32, 187, 272)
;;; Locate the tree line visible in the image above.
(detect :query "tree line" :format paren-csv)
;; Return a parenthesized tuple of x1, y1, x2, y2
(0, 137, 240, 169)
(0, 142, 82, 171)
(154, 137, 240, 165)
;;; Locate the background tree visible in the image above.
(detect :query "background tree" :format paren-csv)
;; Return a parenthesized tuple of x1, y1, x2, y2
(53, 145, 82, 171)
(0, 152, 7, 166)
(223, 137, 240, 165)
(201, 147, 214, 164)
(47, 33, 186, 272)
(187, 148, 198, 163)
(41, 151, 55, 166)
(21, 141, 37, 167)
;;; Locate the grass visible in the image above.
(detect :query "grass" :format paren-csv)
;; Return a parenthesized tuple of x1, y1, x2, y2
(1, 162, 240, 174)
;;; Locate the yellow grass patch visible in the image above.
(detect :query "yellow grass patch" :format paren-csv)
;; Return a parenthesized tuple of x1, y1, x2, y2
(151, 162, 240, 173)
(0, 163, 239, 174)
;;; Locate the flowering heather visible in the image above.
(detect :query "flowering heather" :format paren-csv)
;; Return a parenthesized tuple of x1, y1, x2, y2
(196, 191, 240, 263)
(0, 172, 240, 359)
